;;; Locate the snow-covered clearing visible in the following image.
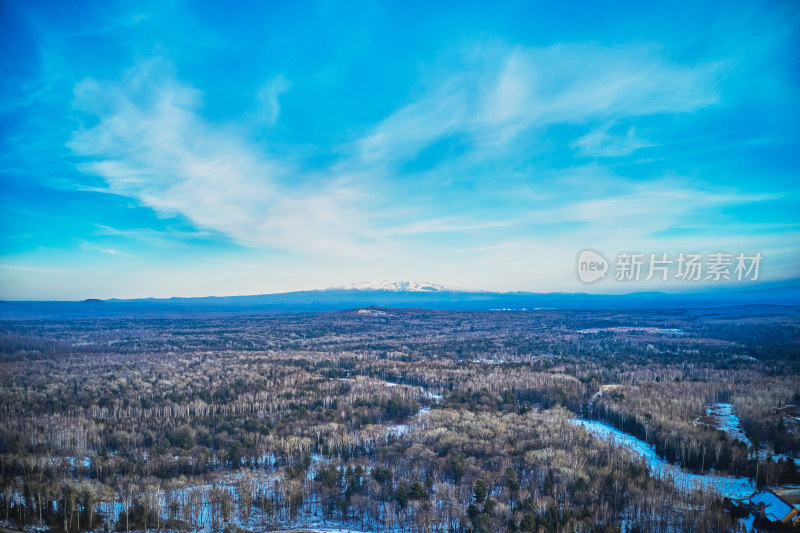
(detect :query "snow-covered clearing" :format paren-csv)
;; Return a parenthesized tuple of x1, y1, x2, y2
(699, 403, 751, 446)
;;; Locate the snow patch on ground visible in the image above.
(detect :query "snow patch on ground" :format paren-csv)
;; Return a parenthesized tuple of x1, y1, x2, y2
(698, 403, 800, 465)
(705, 403, 751, 446)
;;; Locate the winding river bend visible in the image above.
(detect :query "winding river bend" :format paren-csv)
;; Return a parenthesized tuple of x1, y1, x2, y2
(573, 419, 755, 498)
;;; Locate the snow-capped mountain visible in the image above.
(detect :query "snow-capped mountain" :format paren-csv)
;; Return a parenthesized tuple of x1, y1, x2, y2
(329, 281, 466, 292)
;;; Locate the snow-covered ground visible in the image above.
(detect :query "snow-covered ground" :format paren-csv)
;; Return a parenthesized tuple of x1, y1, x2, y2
(384, 406, 431, 438)
(573, 419, 755, 498)
(46, 377, 441, 533)
(702, 403, 752, 446)
(11, 380, 448, 533)
(698, 403, 800, 466)
(422, 387, 442, 401)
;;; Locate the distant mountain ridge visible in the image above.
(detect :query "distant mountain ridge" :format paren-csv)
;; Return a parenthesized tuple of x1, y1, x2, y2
(2, 279, 799, 319)
(329, 281, 468, 292)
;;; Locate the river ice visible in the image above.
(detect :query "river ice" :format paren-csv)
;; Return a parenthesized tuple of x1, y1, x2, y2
(572, 419, 755, 499)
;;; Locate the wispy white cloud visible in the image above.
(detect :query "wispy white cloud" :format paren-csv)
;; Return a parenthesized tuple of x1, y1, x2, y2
(380, 217, 513, 237)
(573, 123, 652, 157)
(0, 263, 68, 273)
(257, 75, 291, 126)
(69, 59, 378, 258)
(353, 43, 719, 164)
(522, 180, 785, 238)
(80, 242, 133, 257)
(94, 223, 210, 239)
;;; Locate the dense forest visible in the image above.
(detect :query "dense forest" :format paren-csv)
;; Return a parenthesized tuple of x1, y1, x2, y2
(1, 306, 799, 532)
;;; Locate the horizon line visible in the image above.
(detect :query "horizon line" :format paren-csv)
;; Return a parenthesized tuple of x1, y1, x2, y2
(2, 280, 798, 303)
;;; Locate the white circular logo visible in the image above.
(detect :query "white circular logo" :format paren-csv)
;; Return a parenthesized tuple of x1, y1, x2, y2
(576, 249, 608, 283)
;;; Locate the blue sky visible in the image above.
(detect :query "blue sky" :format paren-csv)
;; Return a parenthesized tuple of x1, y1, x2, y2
(1, 0, 798, 299)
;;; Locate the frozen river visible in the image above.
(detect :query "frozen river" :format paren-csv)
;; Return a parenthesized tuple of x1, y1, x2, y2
(573, 419, 755, 499)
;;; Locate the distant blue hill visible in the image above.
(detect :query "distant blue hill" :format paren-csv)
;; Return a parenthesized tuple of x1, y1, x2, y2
(1, 280, 799, 319)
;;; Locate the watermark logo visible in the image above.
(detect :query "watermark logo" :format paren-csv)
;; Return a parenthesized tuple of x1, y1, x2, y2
(576, 250, 763, 284)
(576, 249, 609, 283)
